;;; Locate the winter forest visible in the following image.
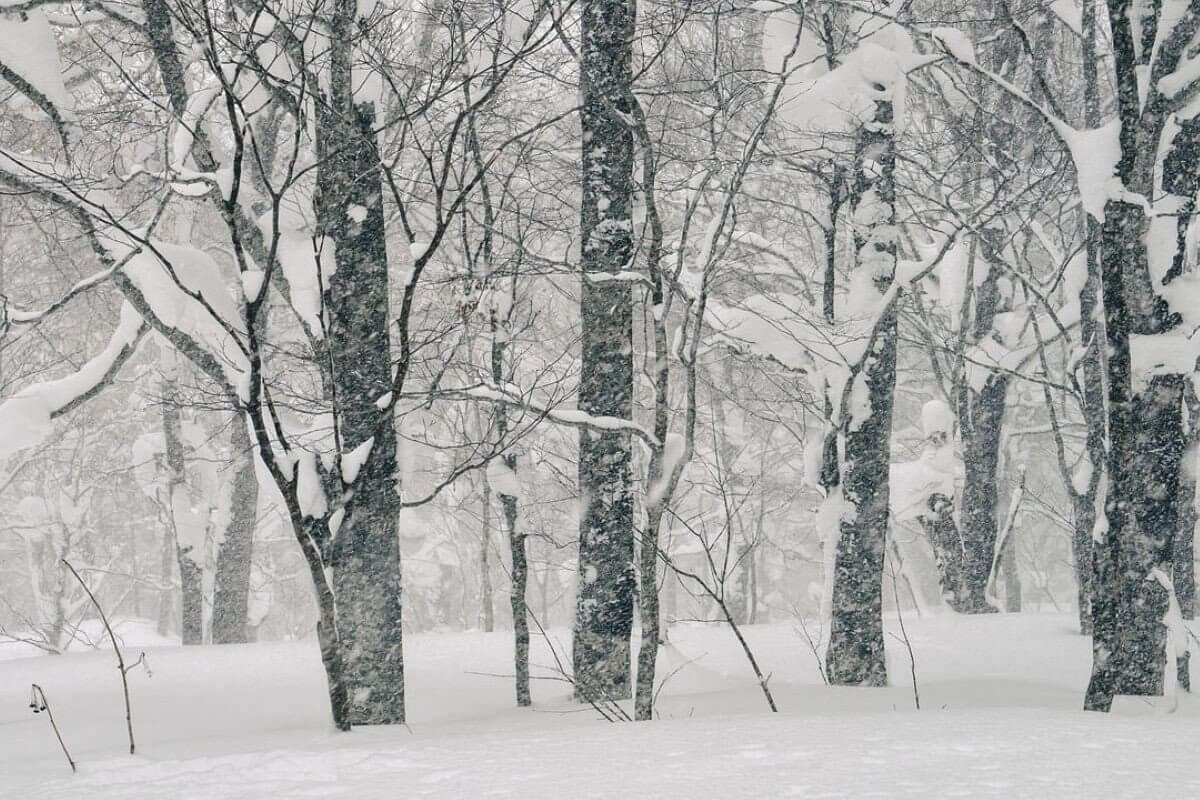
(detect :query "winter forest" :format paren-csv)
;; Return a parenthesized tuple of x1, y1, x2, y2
(2, 0, 1200, 796)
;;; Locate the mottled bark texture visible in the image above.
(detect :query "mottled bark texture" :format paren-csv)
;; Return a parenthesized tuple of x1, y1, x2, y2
(1069, 214, 1105, 636)
(211, 417, 258, 644)
(1071, 0, 1104, 638)
(1086, 0, 1192, 711)
(923, 493, 967, 610)
(1072, 492, 1097, 634)
(317, 7, 404, 722)
(954, 229, 1009, 614)
(494, 317, 530, 707)
(959, 371, 1008, 612)
(573, 0, 637, 703)
(503, 484, 530, 707)
(826, 96, 897, 688)
(160, 385, 203, 646)
(1175, 393, 1198, 622)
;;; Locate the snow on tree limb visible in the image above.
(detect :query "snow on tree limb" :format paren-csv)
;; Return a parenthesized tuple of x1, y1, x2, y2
(0, 7, 76, 151)
(0, 301, 147, 460)
(447, 383, 660, 448)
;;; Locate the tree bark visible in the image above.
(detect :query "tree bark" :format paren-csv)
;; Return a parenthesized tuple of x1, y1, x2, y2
(503, 486, 530, 707)
(211, 415, 258, 644)
(1072, 492, 1097, 634)
(160, 381, 203, 646)
(480, 478, 495, 633)
(826, 94, 897, 688)
(1086, 0, 1192, 710)
(1086, 200, 1183, 711)
(318, 14, 405, 721)
(1175, 398, 1197, 621)
(958, 372, 1009, 613)
(492, 320, 529, 706)
(573, 0, 637, 704)
(923, 493, 967, 610)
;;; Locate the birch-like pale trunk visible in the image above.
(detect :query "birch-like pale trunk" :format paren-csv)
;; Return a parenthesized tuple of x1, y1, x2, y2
(160, 376, 203, 646)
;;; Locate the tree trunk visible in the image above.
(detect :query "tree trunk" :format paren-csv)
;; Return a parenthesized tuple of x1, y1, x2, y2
(999, 528, 1022, 612)
(502, 486, 530, 707)
(573, 0, 637, 704)
(923, 493, 967, 610)
(1085, 0, 1195, 710)
(156, 519, 175, 638)
(1174, 388, 1199, 622)
(318, 56, 405, 722)
(1086, 199, 1183, 711)
(634, 502, 664, 721)
(826, 94, 897, 688)
(211, 416, 258, 644)
(1071, 0, 1105, 638)
(959, 374, 1009, 613)
(1072, 492, 1096, 635)
(480, 478, 495, 633)
(160, 381, 203, 646)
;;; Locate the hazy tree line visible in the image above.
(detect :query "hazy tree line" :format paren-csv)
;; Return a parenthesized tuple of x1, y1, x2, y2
(0, 0, 1197, 726)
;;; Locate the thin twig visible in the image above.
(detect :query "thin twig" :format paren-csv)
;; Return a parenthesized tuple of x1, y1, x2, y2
(62, 559, 137, 754)
(526, 610, 631, 722)
(30, 684, 75, 773)
(887, 557, 920, 711)
(794, 611, 830, 686)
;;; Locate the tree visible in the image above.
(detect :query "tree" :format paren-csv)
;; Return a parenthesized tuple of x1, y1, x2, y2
(1084, 0, 1196, 712)
(573, 0, 639, 704)
(823, 48, 900, 687)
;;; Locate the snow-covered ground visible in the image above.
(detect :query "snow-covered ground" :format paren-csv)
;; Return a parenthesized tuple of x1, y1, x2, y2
(4, 613, 1198, 798)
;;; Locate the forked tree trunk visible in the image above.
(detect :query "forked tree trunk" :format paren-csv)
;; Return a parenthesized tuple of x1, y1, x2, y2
(573, 0, 637, 704)
(1086, 0, 1191, 711)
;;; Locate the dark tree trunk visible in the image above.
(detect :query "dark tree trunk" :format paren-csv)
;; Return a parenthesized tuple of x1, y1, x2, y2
(1086, 199, 1183, 711)
(318, 38, 405, 722)
(573, 0, 637, 704)
(959, 370, 1009, 613)
(826, 95, 897, 688)
(211, 416, 258, 644)
(826, 308, 896, 687)
(1121, 372, 1184, 695)
(1086, 0, 1194, 710)
(1070, 0, 1105, 639)
(492, 312, 529, 706)
(923, 493, 967, 610)
(1174, 388, 1199, 622)
(503, 488, 530, 707)
(1072, 493, 1097, 635)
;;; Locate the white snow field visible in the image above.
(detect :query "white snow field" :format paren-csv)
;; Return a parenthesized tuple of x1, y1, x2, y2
(3, 613, 1199, 798)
